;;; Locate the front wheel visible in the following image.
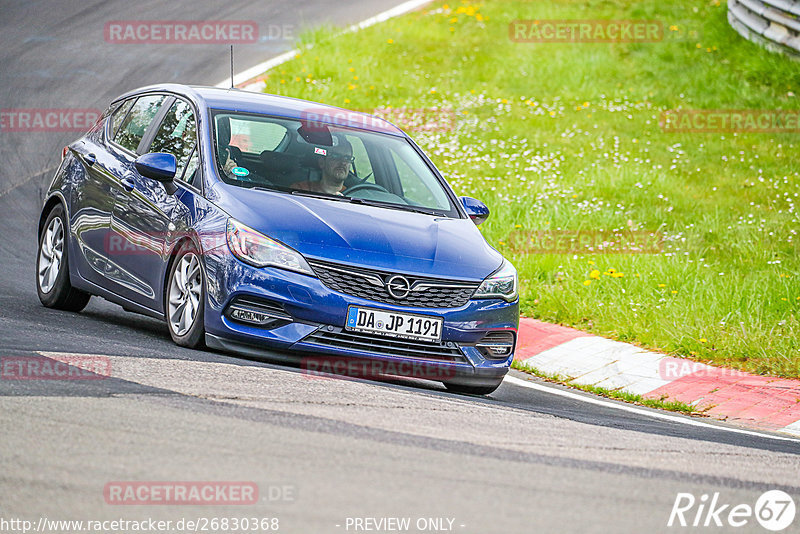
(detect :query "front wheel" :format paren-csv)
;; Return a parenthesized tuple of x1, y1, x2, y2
(166, 243, 206, 348)
(36, 204, 91, 311)
(443, 380, 503, 396)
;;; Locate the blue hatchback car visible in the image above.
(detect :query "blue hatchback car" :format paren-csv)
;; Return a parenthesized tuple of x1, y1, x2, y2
(36, 84, 518, 394)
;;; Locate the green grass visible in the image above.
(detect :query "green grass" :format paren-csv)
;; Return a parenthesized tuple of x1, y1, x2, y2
(511, 360, 703, 415)
(256, 0, 800, 377)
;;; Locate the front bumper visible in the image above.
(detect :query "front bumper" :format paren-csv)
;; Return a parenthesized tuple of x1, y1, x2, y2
(202, 250, 519, 385)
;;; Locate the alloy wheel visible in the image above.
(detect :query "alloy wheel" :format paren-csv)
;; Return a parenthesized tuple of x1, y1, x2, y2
(168, 252, 202, 336)
(38, 216, 64, 294)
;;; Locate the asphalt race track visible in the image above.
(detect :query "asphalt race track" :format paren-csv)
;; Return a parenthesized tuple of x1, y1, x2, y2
(1, 2, 798, 533)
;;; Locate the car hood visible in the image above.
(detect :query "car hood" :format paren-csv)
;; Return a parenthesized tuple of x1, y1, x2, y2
(213, 185, 503, 281)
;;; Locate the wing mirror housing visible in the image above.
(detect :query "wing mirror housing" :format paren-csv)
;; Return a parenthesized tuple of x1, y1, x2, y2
(135, 152, 177, 195)
(460, 196, 490, 225)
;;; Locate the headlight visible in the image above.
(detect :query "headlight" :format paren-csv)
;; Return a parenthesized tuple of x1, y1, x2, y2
(474, 260, 518, 302)
(226, 218, 314, 276)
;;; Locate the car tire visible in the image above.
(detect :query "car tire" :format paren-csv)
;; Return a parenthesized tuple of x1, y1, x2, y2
(36, 204, 91, 312)
(166, 242, 206, 348)
(443, 380, 503, 396)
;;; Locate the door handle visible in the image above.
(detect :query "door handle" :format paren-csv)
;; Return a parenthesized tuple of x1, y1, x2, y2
(83, 153, 96, 166)
(120, 177, 135, 192)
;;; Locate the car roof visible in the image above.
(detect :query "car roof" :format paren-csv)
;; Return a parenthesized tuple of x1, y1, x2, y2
(115, 83, 406, 137)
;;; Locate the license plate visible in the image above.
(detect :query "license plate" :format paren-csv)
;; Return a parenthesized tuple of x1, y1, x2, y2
(345, 306, 443, 343)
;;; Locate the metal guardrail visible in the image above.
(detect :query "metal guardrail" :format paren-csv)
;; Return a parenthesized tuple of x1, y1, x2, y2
(728, 0, 800, 58)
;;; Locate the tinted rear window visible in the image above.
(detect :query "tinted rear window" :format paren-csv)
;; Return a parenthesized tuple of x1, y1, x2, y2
(114, 95, 166, 153)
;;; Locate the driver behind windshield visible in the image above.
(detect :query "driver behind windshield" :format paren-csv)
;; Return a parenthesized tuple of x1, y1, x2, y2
(292, 137, 353, 195)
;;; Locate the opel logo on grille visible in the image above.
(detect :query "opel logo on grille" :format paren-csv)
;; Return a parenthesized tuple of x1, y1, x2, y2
(385, 275, 411, 299)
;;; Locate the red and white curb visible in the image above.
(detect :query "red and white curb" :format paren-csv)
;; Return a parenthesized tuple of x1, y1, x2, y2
(515, 318, 800, 437)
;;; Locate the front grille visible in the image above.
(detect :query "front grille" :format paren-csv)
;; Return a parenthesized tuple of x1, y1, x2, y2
(303, 327, 468, 363)
(308, 260, 479, 308)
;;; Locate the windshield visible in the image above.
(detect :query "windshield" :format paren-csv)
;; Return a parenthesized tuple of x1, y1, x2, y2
(211, 110, 458, 216)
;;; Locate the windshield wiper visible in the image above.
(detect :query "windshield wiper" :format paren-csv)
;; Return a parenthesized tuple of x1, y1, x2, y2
(275, 188, 446, 215)
(286, 189, 352, 202)
(349, 198, 444, 216)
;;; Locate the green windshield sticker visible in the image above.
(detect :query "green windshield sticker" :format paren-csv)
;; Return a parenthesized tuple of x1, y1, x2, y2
(231, 167, 250, 177)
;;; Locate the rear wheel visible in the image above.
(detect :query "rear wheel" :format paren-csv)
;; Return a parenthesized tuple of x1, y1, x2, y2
(36, 204, 91, 311)
(443, 380, 503, 396)
(166, 243, 205, 348)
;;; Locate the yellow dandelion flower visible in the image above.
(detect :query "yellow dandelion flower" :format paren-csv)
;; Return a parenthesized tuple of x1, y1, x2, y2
(671, 290, 678, 294)
(583, 280, 592, 286)
(515, 224, 521, 228)
(699, 338, 707, 343)
(387, 38, 394, 44)
(658, 283, 666, 287)
(348, 67, 355, 72)
(344, 98, 350, 104)
(588, 260, 595, 265)
(590, 270, 600, 279)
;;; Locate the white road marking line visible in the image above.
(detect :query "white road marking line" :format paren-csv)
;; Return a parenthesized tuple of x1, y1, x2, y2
(215, 0, 433, 88)
(35, 349, 800, 443)
(503, 375, 800, 443)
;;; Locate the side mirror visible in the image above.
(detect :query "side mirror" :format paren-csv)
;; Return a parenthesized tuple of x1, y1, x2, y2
(135, 152, 177, 195)
(460, 196, 490, 225)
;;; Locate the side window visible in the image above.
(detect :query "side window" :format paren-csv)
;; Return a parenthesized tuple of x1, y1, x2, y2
(344, 135, 373, 182)
(180, 149, 200, 185)
(114, 95, 167, 153)
(148, 99, 197, 181)
(108, 99, 134, 139)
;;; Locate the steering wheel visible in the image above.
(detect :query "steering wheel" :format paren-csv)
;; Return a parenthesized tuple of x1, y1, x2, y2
(342, 182, 390, 196)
